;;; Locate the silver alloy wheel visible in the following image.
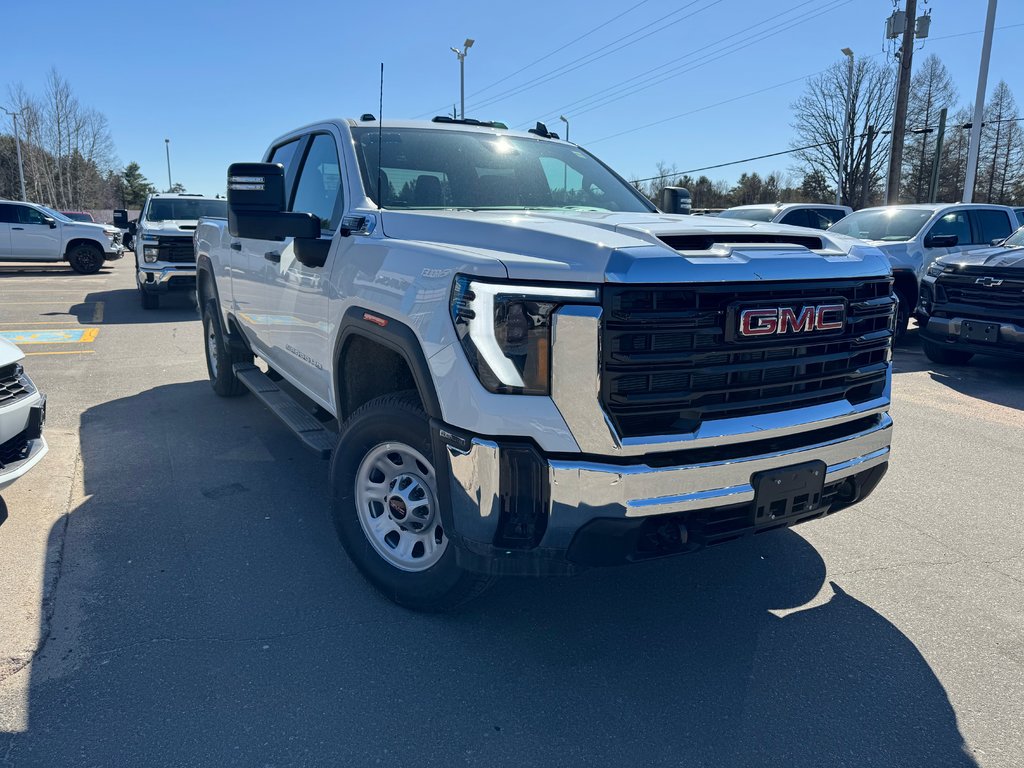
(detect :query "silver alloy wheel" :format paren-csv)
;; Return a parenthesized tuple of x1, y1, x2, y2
(354, 442, 447, 572)
(206, 318, 219, 378)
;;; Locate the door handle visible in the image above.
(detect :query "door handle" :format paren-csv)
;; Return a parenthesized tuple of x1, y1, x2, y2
(12, 227, 24, 230)
(264, 251, 281, 263)
(229, 241, 242, 251)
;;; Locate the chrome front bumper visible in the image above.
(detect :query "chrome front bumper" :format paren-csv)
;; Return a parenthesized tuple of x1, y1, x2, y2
(137, 265, 197, 290)
(443, 412, 892, 568)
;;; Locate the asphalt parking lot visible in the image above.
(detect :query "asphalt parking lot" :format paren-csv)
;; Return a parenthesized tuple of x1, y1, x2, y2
(0, 262, 1021, 767)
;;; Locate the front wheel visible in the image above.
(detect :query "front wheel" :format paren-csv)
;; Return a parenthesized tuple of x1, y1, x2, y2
(922, 340, 974, 365)
(329, 392, 494, 611)
(67, 243, 103, 275)
(202, 298, 250, 396)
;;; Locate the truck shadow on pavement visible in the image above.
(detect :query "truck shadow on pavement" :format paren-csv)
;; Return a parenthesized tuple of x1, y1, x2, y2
(894, 329, 1024, 413)
(77, 288, 199, 324)
(0, 381, 977, 767)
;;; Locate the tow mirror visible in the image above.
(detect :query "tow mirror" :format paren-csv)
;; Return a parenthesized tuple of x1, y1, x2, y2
(924, 233, 958, 248)
(227, 162, 320, 241)
(127, 220, 137, 236)
(113, 209, 129, 229)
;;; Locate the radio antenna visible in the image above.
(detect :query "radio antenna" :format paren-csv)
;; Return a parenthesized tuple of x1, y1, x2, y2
(376, 62, 384, 211)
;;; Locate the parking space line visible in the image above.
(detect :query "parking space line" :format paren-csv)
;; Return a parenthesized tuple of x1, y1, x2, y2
(24, 350, 96, 356)
(0, 328, 100, 344)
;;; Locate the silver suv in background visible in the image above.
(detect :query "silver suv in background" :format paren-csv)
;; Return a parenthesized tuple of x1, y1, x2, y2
(828, 203, 1019, 337)
(718, 203, 852, 230)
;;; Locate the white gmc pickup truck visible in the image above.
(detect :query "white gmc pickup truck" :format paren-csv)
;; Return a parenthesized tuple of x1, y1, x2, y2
(195, 117, 896, 611)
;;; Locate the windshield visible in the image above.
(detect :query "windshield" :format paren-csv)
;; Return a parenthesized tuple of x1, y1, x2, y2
(717, 207, 776, 222)
(36, 205, 73, 223)
(1003, 226, 1024, 247)
(351, 127, 654, 213)
(828, 208, 932, 241)
(145, 198, 227, 222)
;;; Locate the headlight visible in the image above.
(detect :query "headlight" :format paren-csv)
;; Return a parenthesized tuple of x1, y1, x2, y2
(451, 276, 598, 395)
(143, 246, 159, 263)
(927, 262, 950, 278)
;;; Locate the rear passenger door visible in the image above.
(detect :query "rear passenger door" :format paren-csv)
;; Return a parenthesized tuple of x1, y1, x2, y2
(264, 131, 345, 404)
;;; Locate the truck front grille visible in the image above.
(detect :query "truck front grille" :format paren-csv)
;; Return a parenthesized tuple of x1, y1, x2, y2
(155, 236, 195, 263)
(601, 279, 895, 438)
(935, 273, 1024, 319)
(0, 363, 34, 407)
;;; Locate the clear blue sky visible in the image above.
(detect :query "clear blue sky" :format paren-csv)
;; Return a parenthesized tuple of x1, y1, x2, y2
(3, 0, 1022, 196)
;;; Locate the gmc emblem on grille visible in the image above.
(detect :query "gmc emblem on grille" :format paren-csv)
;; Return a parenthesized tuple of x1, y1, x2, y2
(738, 303, 846, 337)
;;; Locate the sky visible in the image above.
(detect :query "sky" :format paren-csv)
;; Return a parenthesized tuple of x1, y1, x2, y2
(3, 0, 1022, 197)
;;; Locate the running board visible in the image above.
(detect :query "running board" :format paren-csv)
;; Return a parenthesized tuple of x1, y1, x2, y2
(233, 364, 334, 459)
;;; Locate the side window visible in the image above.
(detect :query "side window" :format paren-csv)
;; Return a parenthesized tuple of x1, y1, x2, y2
(780, 209, 810, 227)
(971, 209, 1014, 244)
(928, 210, 971, 247)
(269, 138, 302, 191)
(18, 206, 48, 225)
(291, 134, 343, 231)
(0, 203, 19, 224)
(815, 208, 845, 227)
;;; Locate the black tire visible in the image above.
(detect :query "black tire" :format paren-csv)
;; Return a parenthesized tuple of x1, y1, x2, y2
(202, 298, 250, 396)
(922, 340, 974, 365)
(140, 288, 159, 310)
(329, 391, 494, 612)
(894, 290, 912, 341)
(67, 243, 103, 275)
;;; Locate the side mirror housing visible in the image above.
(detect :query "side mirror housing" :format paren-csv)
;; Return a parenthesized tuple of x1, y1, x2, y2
(127, 220, 137, 235)
(295, 237, 331, 269)
(113, 209, 129, 229)
(227, 162, 320, 241)
(991, 237, 1006, 246)
(43, 216, 57, 229)
(924, 233, 958, 248)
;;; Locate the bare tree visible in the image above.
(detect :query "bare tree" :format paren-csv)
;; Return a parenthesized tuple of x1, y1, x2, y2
(975, 81, 1022, 204)
(902, 54, 957, 203)
(790, 57, 896, 207)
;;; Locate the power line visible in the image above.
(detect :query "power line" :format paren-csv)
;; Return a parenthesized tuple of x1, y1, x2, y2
(521, 0, 839, 128)
(411, 0, 653, 119)
(466, 0, 726, 114)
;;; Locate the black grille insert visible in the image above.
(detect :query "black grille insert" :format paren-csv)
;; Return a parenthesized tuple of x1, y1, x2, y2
(0, 363, 33, 407)
(601, 279, 894, 438)
(155, 236, 195, 263)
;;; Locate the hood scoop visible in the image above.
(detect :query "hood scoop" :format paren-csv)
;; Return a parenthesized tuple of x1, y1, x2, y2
(657, 232, 824, 252)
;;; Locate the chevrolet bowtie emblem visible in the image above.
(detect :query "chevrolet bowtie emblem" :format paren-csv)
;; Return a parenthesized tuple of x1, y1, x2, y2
(975, 277, 1003, 287)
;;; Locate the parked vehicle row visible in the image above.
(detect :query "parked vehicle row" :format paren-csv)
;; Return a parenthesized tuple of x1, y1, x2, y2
(194, 116, 896, 611)
(718, 202, 852, 230)
(0, 200, 124, 273)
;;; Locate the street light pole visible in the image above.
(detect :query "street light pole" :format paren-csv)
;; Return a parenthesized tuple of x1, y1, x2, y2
(559, 114, 569, 142)
(164, 138, 173, 192)
(838, 48, 855, 207)
(2, 107, 27, 201)
(963, 0, 998, 203)
(450, 38, 475, 119)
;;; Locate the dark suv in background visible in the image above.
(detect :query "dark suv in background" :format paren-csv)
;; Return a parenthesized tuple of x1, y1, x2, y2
(918, 226, 1024, 365)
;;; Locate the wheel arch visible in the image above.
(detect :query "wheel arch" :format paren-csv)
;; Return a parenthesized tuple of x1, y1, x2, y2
(333, 307, 443, 424)
(63, 238, 104, 259)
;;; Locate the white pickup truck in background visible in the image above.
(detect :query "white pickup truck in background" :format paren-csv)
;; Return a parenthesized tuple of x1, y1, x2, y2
(134, 192, 226, 309)
(195, 117, 896, 611)
(0, 199, 124, 273)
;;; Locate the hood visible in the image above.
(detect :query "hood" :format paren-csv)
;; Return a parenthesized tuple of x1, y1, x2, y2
(139, 219, 200, 234)
(937, 246, 1024, 271)
(66, 220, 118, 236)
(379, 209, 891, 283)
(0, 337, 26, 367)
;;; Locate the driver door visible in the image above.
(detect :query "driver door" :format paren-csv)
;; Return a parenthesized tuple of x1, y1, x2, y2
(11, 205, 61, 260)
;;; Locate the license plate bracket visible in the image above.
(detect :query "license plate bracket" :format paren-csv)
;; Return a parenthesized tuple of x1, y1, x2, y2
(960, 320, 998, 344)
(751, 460, 827, 527)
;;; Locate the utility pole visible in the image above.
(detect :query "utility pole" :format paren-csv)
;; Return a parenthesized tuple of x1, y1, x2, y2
(928, 107, 947, 202)
(2, 107, 27, 201)
(164, 138, 173, 192)
(450, 38, 474, 119)
(885, 0, 918, 205)
(861, 124, 876, 209)
(963, 0, 998, 203)
(838, 48, 855, 207)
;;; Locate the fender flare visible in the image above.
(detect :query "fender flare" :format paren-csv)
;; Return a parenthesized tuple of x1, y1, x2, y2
(333, 306, 443, 421)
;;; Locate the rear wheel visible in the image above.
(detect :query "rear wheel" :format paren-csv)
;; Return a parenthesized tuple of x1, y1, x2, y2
(67, 243, 103, 275)
(329, 392, 494, 611)
(922, 340, 973, 365)
(202, 298, 251, 396)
